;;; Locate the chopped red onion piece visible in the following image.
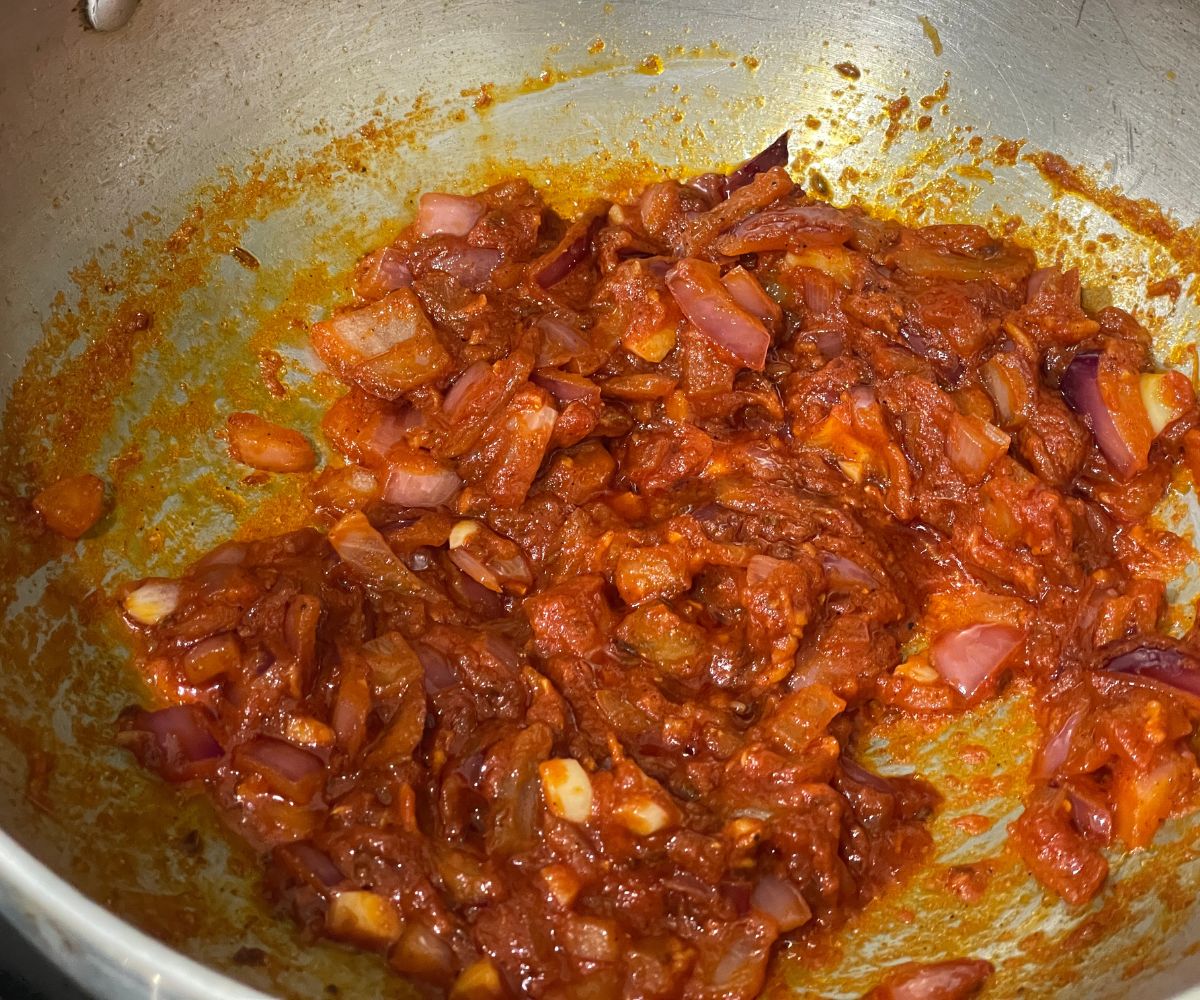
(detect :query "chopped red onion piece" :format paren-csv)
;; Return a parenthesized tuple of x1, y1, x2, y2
(536, 216, 603, 289)
(119, 705, 222, 782)
(1025, 266, 1058, 303)
(688, 172, 730, 205)
(930, 623, 1023, 702)
(415, 643, 458, 693)
(415, 193, 485, 238)
(749, 874, 812, 932)
(839, 757, 895, 794)
(721, 265, 782, 331)
(1060, 350, 1138, 477)
(666, 258, 771, 370)
(286, 842, 343, 887)
(746, 553, 787, 585)
(532, 370, 600, 405)
(820, 551, 877, 590)
(1065, 784, 1113, 843)
(726, 131, 791, 193)
(356, 246, 413, 300)
(382, 455, 460, 508)
(237, 737, 324, 803)
(430, 245, 502, 291)
(1105, 643, 1200, 699)
(1036, 707, 1085, 779)
(866, 959, 994, 1000)
(328, 510, 426, 595)
(534, 316, 589, 368)
(442, 361, 492, 419)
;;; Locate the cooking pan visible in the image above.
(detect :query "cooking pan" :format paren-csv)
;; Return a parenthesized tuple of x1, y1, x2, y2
(2, 0, 1200, 996)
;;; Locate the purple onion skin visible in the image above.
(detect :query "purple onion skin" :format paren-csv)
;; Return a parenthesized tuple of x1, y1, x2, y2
(1105, 643, 1200, 698)
(1065, 786, 1113, 843)
(725, 131, 792, 194)
(838, 756, 894, 794)
(536, 217, 604, 289)
(1060, 350, 1102, 407)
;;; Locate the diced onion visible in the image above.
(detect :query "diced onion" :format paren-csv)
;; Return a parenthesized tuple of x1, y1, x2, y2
(930, 623, 1024, 702)
(182, 633, 240, 683)
(1060, 350, 1151, 479)
(945, 412, 1009, 484)
(666, 258, 772, 370)
(284, 715, 336, 748)
(750, 874, 812, 932)
(867, 959, 994, 1000)
(118, 705, 222, 782)
(564, 916, 621, 962)
(746, 553, 787, 585)
(534, 316, 590, 368)
(449, 520, 480, 549)
(442, 361, 492, 418)
(1036, 708, 1084, 779)
(725, 131, 791, 193)
(236, 736, 324, 804)
(533, 370, 601, 404)
(721, 265, 782, 330)
(1105, 643, 1200, 699)
(415, 192, 485, 238)
(382, 451, 460, 508)
(355, 246, 412, 300)
(623, 324, 677, 363)
(328, 511, 425, 595)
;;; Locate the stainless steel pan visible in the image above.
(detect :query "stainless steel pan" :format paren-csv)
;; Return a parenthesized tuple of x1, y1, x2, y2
(2, 1, 1200, 996)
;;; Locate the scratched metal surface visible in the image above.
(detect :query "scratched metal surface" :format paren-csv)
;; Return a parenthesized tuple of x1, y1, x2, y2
(1, 1, 1199, 998)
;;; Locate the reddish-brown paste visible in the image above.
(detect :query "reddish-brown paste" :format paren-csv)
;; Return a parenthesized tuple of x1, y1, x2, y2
(113, 135, 1200, 999)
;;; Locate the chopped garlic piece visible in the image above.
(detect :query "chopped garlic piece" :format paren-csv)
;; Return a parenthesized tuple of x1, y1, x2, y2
(449, 520, 479, 549)
(539, 758, 593, 824)
(123, 580, 181, 626)
(1140, 372, 1189, 435)
(617, 796, 672, 836)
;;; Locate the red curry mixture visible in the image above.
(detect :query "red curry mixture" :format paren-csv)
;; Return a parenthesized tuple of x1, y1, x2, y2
(48, 133, 1200, 997)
